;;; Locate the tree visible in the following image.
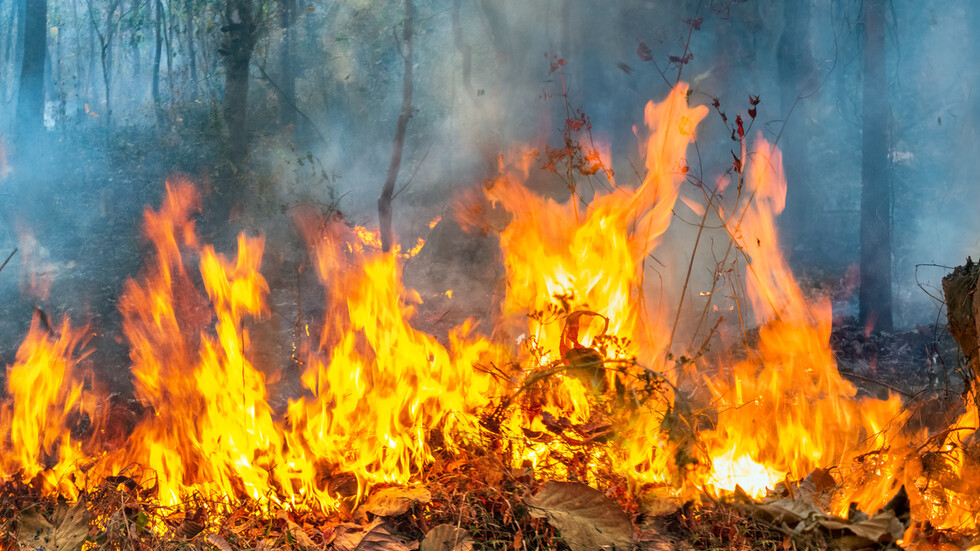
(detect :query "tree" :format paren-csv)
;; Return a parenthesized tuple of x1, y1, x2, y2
(15, 0, 46, 150)
(152, 0, 164, 122)
(859, 0, 892, 331)
(777, 0, 815, 260)
(84, 0, 124, 127)
(278, 0, 296, 129)
(219, 0, 258, 164)
(378, 0, 414, 253)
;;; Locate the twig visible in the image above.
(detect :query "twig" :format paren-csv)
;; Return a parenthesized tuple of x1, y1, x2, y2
(0, 248, 17, 275)
(841, 371, 913, 398)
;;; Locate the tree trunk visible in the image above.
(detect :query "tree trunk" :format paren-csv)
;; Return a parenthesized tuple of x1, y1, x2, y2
(164, 0, 174, 116)
(14, 0, 25, 75)
(85, 0, 119, 127)
(859, 0, 892, 332)
(152, 0, 163, 121)
(220, 0, 257, 165)
(777, 0, 815, 261)
(70, 0, 82, 120)
(378, 0, 413, 253)
(184, 0, 197, 99)
(2, 0, 17, 103)
(15, 0, 46, 151)
(278, 0, 296, 129)
(943, 258, 980, 407)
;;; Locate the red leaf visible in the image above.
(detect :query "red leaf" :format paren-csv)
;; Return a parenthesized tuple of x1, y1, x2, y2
(549, 57, 567, 74)
(735, 115, 744, 138)
(683, 16, 703, 30)
(748, 106, 757, 119)
(637, 41, 653, 62)
(732, 151, 742, 173)
(668, 52, 694, 65)
(566, 119, 585, 132)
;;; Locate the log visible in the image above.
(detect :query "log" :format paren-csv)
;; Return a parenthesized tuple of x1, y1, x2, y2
(942, 257, 980, 389)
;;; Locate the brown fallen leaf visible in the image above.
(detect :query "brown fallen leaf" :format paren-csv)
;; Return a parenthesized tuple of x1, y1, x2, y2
(419, 524, 474, 551)
(355, 486, 432, 519)
(333, 519, 385, 551)
(355, 522, 416, 551)
(740, 485, 908, 550)
(525, 481, 633, 551)
(277, 510, 317, 550)
(15, 502, 90, 551)
(205, 533, 233, 551)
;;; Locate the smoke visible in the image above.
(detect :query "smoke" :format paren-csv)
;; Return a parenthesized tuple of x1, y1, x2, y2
(0, 0, 975, 364)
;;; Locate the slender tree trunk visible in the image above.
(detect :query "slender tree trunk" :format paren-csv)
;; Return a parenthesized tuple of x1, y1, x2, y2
(451, 0, 472, 96)
(86, 2, 94, 103)
(14, 0, 24, 75)
(2, 0, 14, 105)
(53, 17, 62, 124)
(859, 0, 892, 331)
(152, 0, 163, 121)
(0, 0, 11, 105)
(219, 0, 257, 164)
(70, 0, 82, 120)
(86, 0, 118, 126)
(164, 0, 173, 116)
(184, 0, 196, 99)
(378, 0, 413, 253)
(278, 0, 295, 128)
(777, 0, 816, 260)
(15, 0, 46, 151)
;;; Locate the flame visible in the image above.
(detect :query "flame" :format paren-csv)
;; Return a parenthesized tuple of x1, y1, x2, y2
(0, 85, 976, 538)
(0, 314, 88, 496)
(698, 138, 908, 502)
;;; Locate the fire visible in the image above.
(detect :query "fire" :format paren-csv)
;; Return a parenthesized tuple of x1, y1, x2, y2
(0, 83, 976, 540)
(0, 314, 88, 497)
(697, 139, 910, 501)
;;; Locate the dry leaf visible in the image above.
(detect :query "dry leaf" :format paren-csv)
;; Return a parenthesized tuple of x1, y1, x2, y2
(355, 486, 432, 519)
(277, 510, 317, 550)
(419, 524, 474, 551)
(741, 486, 909, 550)
(206, 533, 234, 551)
(15, 502, 90, 551)
(525, 481, 633, 551)
(355, 522, 415, 551)
(750, 497, 823, 528)
(333, 520, 385, 551)
(818, 510, 906, 549)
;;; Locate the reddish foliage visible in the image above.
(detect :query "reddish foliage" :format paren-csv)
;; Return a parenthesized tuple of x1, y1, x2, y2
(668, 52, 694, 65)
(549, 57, 567, 74)
(637, 41, 653, 62)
